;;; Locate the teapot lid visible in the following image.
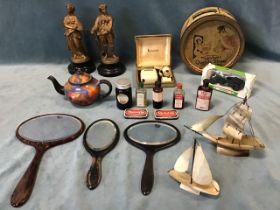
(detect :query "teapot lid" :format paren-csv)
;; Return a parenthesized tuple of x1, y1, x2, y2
(68, 71, 92, 85)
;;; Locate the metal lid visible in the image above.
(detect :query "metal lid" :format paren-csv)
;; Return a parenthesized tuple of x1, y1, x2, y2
(176, 82, 183, 89)
(203, 79, 210, 87)
(116, 78, 131, 89)
(68, 71, 92, 85)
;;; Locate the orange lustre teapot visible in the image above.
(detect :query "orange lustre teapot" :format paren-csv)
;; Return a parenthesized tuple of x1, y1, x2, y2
(48, 71, 112, 106)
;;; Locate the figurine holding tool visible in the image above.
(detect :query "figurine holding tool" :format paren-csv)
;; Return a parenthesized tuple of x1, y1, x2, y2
(91, 3, 125, 77)
(64, 3, 95, 74)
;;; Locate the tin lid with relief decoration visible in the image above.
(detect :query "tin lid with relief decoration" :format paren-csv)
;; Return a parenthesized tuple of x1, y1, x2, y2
(180, 7, 244, 74)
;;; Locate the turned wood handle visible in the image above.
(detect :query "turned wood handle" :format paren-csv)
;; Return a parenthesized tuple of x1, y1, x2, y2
(141, 153, 154, 196)
(11, 149, 45, 207)
(86, 157, 102, 190)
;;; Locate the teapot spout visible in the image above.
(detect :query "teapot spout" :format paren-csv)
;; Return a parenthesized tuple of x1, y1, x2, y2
(47, 75, 65, 95)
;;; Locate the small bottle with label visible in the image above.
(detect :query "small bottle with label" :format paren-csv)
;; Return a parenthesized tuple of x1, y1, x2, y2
(195, 79, 213, 111)
(173, 83, 185, 109)
(136, 80, 147, 107)
(115, 78, 133, 110)
(153, 80, 163, 109)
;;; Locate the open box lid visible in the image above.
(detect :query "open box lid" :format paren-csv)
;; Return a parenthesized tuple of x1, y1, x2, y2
(135, 34, 172, 68)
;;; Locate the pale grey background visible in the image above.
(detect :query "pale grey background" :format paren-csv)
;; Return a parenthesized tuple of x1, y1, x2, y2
(0, 1, 280, 210)
(0, 0, 279, 64)
(1, 60, 279, 210)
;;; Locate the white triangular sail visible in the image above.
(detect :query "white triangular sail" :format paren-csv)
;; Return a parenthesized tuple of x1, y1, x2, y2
(189, 115, 223, 132)
(237, 103, 252, 119)
(223, 123, 243, 140)
(192, 144, 212, 185)
(174, 147, 193, 172)
(223, 102, 253, 140)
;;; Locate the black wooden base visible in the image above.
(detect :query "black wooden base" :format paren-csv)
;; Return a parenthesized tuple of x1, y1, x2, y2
(97, 62, 125, 77)
(68, 60, 96, 74)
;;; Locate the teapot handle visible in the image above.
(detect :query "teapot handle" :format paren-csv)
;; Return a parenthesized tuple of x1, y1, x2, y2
(99, 80, 112, 98)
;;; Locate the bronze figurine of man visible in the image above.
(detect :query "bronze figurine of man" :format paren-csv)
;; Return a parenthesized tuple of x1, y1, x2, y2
(64, 3, 89, 64)
(91, 3, 119, 65)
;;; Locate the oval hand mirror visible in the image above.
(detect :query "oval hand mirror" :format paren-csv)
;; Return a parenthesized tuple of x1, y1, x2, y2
(83, 119, 119, 190)
(10, 114, 85, 207)
(124, 121, 180, 195)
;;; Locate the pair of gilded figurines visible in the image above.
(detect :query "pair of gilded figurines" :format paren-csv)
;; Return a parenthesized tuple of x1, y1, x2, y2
(64, 3, 123, 76)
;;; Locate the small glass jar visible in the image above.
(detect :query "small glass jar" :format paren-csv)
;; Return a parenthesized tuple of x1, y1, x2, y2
(115, 78, 132, 110)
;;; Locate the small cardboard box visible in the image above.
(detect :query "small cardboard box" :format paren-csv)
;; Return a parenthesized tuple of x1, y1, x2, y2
(201, 63, 256, 98)
(135, 34, 176, 87)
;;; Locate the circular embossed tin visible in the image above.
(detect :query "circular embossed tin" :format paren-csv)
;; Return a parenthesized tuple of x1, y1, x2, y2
(180, 7, 244, 74)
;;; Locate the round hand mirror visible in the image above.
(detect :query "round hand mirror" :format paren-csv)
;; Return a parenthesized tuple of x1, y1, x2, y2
(10, 114, 85, 207)
(124, 121, 180, 195)
(83, 119, 120, 190)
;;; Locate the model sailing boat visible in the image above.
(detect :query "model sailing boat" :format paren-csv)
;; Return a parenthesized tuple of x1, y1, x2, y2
(168, 139, 220, 196)
(185, 97, 265, 156)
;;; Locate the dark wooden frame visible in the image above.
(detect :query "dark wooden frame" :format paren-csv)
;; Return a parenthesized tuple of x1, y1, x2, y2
(123, 120, 180, 196)
(83, 119, 120, 190)
(11, 113, 85, 207)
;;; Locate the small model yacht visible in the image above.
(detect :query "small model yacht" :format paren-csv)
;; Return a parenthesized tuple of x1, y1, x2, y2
(185, 97, 265, 156)
(169, 139, 220, 196)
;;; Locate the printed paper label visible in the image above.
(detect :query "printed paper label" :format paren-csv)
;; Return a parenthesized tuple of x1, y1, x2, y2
(124, 108, 148, 119)
(196, 91, 211, 110)
(174, 94, 184, 108)
(136, 93, 145, 107)
(154, 110, 179, 119)
(117, 94, 129, 104)
(153, 92, 163, 102)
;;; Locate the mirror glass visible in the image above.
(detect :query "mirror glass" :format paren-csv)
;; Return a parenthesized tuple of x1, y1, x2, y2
(126, 122, 178, 145)
(17, 115, 83, 142)
(85, 120, 117, 149)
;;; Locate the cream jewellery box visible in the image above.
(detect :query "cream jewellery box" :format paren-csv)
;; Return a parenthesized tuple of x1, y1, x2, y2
(135, 34, 176, 87)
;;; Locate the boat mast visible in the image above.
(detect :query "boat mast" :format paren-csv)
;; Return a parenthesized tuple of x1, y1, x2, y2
(190, 138, 197, 184)
(243, 96, 247, 105)
(184, 125, 203, 136)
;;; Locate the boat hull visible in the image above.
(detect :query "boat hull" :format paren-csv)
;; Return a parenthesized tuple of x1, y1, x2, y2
(201, 132, 265, 153)
(217, 145, 249, 156)
(168, 169, 220, 196)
